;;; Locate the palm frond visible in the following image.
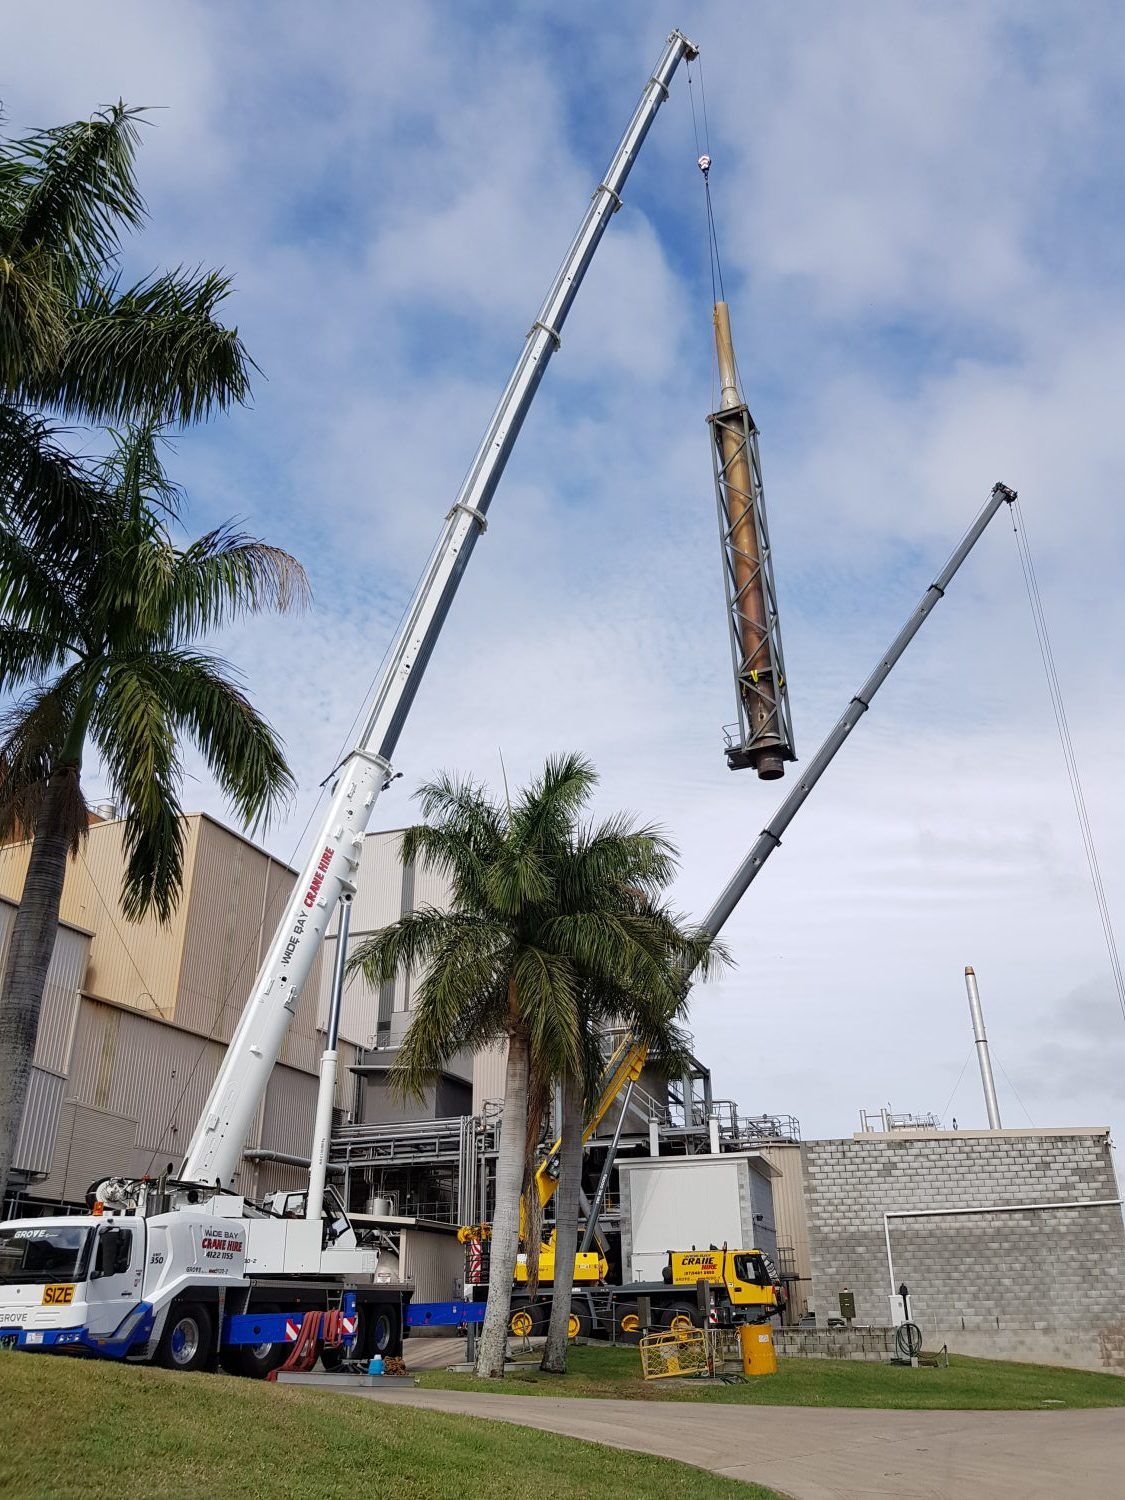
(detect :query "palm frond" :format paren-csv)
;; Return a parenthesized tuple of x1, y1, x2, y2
(133, 649, 296, 833)
(0, 405, 107, 555)
(0, 245, 68, 383)
(512, 945, 581, 1084)
(347, 907, 476, 988)
(0, 668, 87, 846)
(8, 105, 145, 277)
(162, 523, 310, 634)
(24, 267, 255, 425)
(87, 656, 184, 919)
(0, 522, 81, 642)
(0, 622, 72, 694)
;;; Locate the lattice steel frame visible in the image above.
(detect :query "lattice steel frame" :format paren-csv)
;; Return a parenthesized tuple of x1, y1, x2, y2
(708, 403, 796, 771)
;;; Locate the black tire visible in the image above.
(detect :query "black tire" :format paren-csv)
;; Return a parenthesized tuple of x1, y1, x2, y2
(660, 1302, 700, 1335)
(364, 1303, 399, 1357)
(219, 1302, 290, 1379)
(613, 1301, 642, 1344)
(156, 1302, 213, 1373)
(507, 1299, 542, 1338)
(567, 1300, 592, 1340)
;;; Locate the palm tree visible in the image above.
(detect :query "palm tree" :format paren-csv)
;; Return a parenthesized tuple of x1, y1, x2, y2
(0, 424, 307, 1201)
(347, 754, 723, 1377)
(539, 917, 726, 1375)
(1, 102, 254, 621)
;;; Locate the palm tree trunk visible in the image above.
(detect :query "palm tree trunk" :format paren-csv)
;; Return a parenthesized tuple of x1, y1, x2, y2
(0, 767, 78, 1205)
(540, 1070, 584, 1373)
(475, 1025, 530, 1378)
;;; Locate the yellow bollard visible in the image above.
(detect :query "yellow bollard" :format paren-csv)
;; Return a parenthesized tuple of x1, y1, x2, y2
(739, 1322, 777, 1376)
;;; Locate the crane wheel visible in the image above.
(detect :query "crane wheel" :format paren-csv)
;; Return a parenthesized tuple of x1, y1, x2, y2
(567, 1302, 592, 1340)
(613, 1302, 642, 1344)
(219, 1302, 289, 1378)
(508, 1301, 539, 1338)
(156, 1301, 214, 1373)
(661, 1303, 699, 1337)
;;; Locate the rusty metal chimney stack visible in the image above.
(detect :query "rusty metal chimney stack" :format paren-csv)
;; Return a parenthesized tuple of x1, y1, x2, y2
(708, 301, 795, 777)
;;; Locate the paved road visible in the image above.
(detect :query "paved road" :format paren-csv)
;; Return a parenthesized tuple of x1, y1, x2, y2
(352, 1386, 1125, 1498)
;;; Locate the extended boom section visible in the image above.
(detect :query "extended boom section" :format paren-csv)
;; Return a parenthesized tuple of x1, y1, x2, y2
(181, 29, 699, 1191)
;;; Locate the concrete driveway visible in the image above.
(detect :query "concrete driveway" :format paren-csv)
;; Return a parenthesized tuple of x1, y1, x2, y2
(353, 1386, 1125, 1499)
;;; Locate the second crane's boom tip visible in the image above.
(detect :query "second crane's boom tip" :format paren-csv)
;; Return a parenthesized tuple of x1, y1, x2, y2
(670, 29, 701, 60)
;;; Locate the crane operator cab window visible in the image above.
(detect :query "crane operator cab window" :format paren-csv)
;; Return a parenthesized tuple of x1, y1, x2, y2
(732, 1252, 774, 1288)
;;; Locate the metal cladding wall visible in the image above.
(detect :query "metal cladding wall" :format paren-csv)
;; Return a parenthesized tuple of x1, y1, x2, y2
(67, 998, 224, 1166)
(175, 817, 326, 1074)
(15, 1068, 67, 1176)
(472, 1043, 507, 1113)
(0, 900, 88, 1075)
(0, 901, 90, 1178)
(398, 1225, 464, 1303)
(802, 1128, 1125, 1372)
(758, 1140, 814, 1312)
(0, 820, 199, 1018)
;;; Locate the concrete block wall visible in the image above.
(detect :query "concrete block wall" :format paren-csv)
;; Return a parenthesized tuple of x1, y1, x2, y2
(801, 1129, 1125, 1371)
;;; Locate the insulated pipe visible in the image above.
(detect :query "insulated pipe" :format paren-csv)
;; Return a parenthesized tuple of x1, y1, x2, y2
(964, 966, 1002, 1129)
(712, 301, 784, 779)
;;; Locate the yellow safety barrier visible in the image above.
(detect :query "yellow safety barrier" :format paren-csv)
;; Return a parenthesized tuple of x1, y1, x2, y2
(638, 1327, 708, 1381)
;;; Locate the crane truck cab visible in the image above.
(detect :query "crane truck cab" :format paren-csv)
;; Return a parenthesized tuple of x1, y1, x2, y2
(0, 1178, 410, 1373)
(663, 1247, 784, 1321)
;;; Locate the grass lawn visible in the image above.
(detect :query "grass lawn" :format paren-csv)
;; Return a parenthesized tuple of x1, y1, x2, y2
(421, 1342, 1125, 1410)
(0, 1351, 779, 1500)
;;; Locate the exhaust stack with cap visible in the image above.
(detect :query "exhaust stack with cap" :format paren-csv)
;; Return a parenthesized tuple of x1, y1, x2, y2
(964, 965, 1002, 1130)
(708, 301, 796, 777)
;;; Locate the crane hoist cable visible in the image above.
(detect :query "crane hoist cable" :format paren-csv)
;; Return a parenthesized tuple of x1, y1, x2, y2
(1009, 500, 1125, 1029)
(687, 58, 726, 311)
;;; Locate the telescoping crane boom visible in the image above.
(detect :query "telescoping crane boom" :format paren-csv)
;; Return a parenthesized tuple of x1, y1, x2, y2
(524, 482, 1019, 1248)
(181, 30, 700, 1199)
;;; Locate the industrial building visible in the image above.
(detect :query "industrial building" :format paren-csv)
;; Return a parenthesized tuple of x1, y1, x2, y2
(0, 813, 354, 1214)
(3, 816, 1124, 1368)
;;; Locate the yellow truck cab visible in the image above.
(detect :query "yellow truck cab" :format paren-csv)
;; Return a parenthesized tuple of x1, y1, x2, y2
(665, 1248, 781, 1317)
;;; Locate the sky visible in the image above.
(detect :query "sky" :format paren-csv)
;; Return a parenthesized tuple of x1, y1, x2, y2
(5, 0, 1125, 1147)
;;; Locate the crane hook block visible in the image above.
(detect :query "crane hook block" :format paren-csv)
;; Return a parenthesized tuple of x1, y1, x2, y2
(698, 154, 711, 178)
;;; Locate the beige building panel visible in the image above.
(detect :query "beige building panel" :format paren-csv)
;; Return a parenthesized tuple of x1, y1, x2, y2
(176, 817, 282, 1043)
(344, 828, 410, 936)
(0, 818, 200, 1020)
(36, 1101, 140, 1204)
(66, 998, 224, 1170)
(473, 1042, 507, 1112)
(759, 1141, 812, 1293)
(0, 901, 88, 1075)
(261, 1065, 317, 1160)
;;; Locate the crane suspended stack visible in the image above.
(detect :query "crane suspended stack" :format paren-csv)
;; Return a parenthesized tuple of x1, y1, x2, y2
(708, 299, 796, 777)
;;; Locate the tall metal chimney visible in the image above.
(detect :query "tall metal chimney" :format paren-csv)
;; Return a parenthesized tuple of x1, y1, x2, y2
(964, 966, 1002, 1129)
(708, 302, 796, 779)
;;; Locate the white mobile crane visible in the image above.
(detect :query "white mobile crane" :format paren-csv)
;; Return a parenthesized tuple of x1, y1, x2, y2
(0, 30, 699, 1374)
